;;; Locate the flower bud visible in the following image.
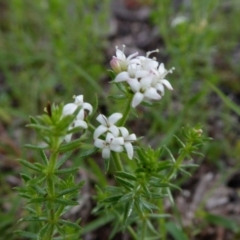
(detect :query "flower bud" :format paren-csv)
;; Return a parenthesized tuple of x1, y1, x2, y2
(110, 57, 122, 74)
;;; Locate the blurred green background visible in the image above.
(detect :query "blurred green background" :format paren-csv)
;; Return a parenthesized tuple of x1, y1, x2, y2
(0, 0, 240, 239)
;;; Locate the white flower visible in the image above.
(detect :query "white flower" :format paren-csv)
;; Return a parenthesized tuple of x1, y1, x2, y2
(151, 63, 174, 95)
(119, 127, 136, 160)
(129, 76, 162, 108)
(62, 95, 92, 142)
(111, 45, 139, 72)
(94, 132, 124, 159)
(171, 16, 188, 27)
(93, 113, 122, 139)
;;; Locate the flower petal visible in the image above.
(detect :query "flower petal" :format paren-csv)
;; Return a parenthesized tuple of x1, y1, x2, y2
(128, 79, 141, 92)
(116, 48, 126, 60)
(119, 127, 129, 138)
(94, 125, 108, 139)
(108, 113, 122, 125)
(158, 63, 166, 75)
(132, 92, 144, 107)
(124, 142, 134, 159)
(62, 103, 77, 116)
(75, 119, 88, 129)
(144, 88, 161, 100)
(110, 144, 123, 152)
(161, 79, 173, 90)
(109, 125, 120, 137)
(125, 133, 137, 141)
(74, 95, 83, 105)
(82, 102, 93, 114)
(115, 72, 129, 82)
(64, 133, 72, 143)
(96, 114, 108, 126)
(94, 139, 105, 148)
(111, 137, 124, 145)
(140, 76, 152, 88)
(155, 83, 165, 94)
(102, 147, 111, 159)
(135, 70, 149, 78)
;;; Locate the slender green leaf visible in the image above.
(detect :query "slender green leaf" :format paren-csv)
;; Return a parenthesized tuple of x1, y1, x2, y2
(108, 94, 127, 100)
(204, 213, 239, 232)
(54, 199, 79, 206)
(39, 150, 48, 165)
(58, 219, 81, 230)
(123, 200, 135, 222)
(102, 195, 123, 203)
(15, 230, 37, 239)
(58, 138, 83, 152)
(208, 81, 240, 116)
(24, 143, 48, 150)
(104, 158, 110, 173)
(115, 171, 137, 181)
(57, 181, 85, 197)
(56, 151, 72, 169)
(55, 167, 79, 174)
(78, 147, 98, 158)
(18, 159, 42, 172)
(115, 176, 135, 189)
(166, 221, 188, 240)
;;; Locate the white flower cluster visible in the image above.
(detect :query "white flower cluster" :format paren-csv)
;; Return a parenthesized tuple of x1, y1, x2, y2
(110, 45, 174, 108)
(93, 113, 136, 159)
(62, 95, 93, 142)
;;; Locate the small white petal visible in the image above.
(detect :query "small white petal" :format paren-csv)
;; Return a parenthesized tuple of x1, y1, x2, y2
(135, 70, 149, 78)
(64, 133, 72, 143)
(116, 49, 126, 60)
(144, 60, 158, 70)
(102, 147, 111, 159)
(82, 102, 93, 114)
(109, 125, 120, 137)
(125, 133, 137, 141)
(110, 144, 123, 152)
(106, 132, 115, 142)
(161, 79, 173, 90)
(108, 113, 122, 125)
(74, 95, 83, 105)
(115, 72, 129, 82)
(144, 88, 161, 100)
(119, 127, 129, 138)
(111, 137, 124, 145)
(128, 79, 141, 92)
(156, 83, 165, 94)
(127, 51, 138, 60)
(96, 114, 108, 126)
(158, 63, 166, 75)
(140, 76, 152, 88)
(75, 120, 88, 129)
(76, 109, 85, 120)
(132, 92, 144, 107)
(62, 103, 77, 116)
(124, 142, 134, 159)
(94, 125, 108, 139)
(94, 139, 105, 149)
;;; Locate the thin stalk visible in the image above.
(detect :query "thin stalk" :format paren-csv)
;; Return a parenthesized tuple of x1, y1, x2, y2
(141, 218, 147, 240)
(44, 149, 58, 240)
(111, 152, 123, 171)
(158, 199, 166, 240)
(127, 226, 138, 240)
(119, 95, 133, 126)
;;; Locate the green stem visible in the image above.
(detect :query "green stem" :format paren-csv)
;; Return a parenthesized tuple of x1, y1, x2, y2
(141, 218, 147, 240)
(111, 152, 123, 171)
(127, 226, 138, 240)
(119, 95, 133, 126)
(44, 150, 58, 240)
(158, 199, 166, 240)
